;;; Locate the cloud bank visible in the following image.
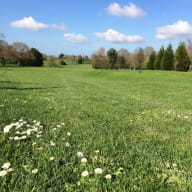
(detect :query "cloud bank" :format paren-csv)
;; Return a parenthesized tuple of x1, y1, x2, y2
(106, 2, 146, 19)
(94, 29, 145, 43)
(156, 20, 192, 39)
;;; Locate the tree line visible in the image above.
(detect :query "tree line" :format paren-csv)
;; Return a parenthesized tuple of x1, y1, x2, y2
(0, 41, 44, 66)
(0, 38, 90, 67)
(91, 42, 192, 72)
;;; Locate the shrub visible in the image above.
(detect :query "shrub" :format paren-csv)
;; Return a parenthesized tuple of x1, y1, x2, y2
(60, 60, 67, 65)
(45, 56, 58, 67)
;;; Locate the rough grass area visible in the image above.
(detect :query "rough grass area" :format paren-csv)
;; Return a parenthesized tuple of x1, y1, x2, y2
(0, 65, 192, 192)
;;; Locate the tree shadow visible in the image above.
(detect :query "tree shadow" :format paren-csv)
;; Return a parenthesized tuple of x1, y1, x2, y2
(0, 86, 62, 90)
(0, 81, 40, 85)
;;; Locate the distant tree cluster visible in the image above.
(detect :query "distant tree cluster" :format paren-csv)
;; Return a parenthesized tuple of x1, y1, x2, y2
(91, 43, 192, 72)
(147, 43, 191, 71)
(0, 40, 43, 66)
(92, 47, 152, 70)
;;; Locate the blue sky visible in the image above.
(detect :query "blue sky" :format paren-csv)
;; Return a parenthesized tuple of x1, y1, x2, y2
(1, 0, 192, 56)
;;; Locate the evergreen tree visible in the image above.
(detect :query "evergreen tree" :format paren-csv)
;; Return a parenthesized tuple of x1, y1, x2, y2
(175, 43, 191, 71)
(161, 44, 174, 70)
(77, 55, 83, 64)
(58, 53, 64, 59)
(147, 51, 156, 70)
(107, 48, 118, 69)
(30, 48, 43, 66)
(154, 46, 164, 70)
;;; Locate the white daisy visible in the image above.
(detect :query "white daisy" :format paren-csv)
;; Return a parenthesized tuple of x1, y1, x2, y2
(105, 174, 112, 180)
(77, 152, 83, 157)
(94, 168, 103, 174)
(32, 169, 38, 174)
(81, 158, 87, 163)
(81, 170, 89, 177)
(2, 162, 11, 169)
(49, 157, 55, 161)
(0, 170, 7, 176)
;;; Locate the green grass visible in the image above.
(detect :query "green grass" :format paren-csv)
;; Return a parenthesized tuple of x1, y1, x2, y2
(0, 65, 192, 192)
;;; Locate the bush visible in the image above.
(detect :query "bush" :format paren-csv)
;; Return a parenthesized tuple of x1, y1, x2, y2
(45, 56, 58, 67)
(91, 54, 109, 69)
(60, 60, 67, 65)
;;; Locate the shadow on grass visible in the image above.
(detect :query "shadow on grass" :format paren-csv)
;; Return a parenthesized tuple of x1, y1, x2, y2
(0, 80, 62, 90)
(0, 86, 62, 90)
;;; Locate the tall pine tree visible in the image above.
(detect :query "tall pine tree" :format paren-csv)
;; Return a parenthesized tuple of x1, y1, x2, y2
(154, 46, 164, 70)
(147, 51, 156, 70)
(175, 43, 191, 71)
(107, 48, 118, 69)
(161, 44, 174, 70)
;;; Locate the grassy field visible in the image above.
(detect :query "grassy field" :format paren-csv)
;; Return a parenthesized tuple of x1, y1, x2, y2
(0, 65, 192, 192)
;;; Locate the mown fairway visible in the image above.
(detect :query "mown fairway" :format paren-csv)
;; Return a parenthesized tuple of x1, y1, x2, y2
(0, 65, 192, 192)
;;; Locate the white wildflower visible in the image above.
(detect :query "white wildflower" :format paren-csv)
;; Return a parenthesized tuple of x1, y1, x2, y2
(94, 168, 103, 174)
(2, 162, 11, 169)
(32, 169, 38, 174)
(50, 141, 56, 146)
(26, 129, 31, 135)
(14, 136, 19, 141)
(67, 132, 71, 136)
(0, 170, 7, 176)
(21, 131, 26, 135)
(81, 170, 89, 177)
(77, 152, 83, 157)
(49, 157, 55, 161)
(172, 163, 177, 168)
(3, 125, 12, 133)
(20, 135, 27, 140)
(105, 174, 112, 180)
(7, 168, 14, 172)
(81, 158, 87, 163)
(65, 142, 70, 147)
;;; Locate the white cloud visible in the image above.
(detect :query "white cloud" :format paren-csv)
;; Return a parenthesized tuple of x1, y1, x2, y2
(10, 17, 67, 32)
(94, 29, 145, 43)
(106, 2, 146, 19)
(10, 17, 48, 31)
(156, 20, 192, 39)
(64, 33, 89, 43)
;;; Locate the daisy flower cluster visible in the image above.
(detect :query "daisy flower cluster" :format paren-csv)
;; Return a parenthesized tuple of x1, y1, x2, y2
(76, 151, 113, 180)
(1, 118, 124, 185)
(3, 119, 43, 141)
(0, 162, 14, 177)
(167, 110, 190, 119)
